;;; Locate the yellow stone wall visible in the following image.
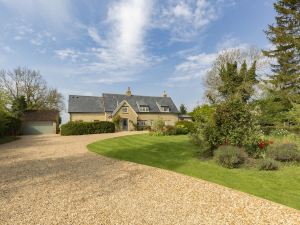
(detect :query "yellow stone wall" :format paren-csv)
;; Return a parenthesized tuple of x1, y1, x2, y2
(70, 113, 106, 122)
(113, 102, 138, 131)
(138, 113, 178, 126)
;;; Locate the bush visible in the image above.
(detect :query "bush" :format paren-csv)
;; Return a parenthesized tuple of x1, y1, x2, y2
(61, 121, 115, 136)
(266, 143, 300, 162)
(214, 145, 248, 168)
(5, 116, 21, 136)
(259, 158, 279, 171)
(175, 121, 194, 133)
(0, 112, 21, 136)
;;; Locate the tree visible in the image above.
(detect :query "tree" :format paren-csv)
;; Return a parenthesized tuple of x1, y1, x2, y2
(262, 0, 300, 104)
(0, 90, 10, 113)
(179, 104, 187, 114)
(0, 67, 64, 111)
(215, 61, 258, 103)
(206, 47, 268, 103)
(11, 96, 27, 118)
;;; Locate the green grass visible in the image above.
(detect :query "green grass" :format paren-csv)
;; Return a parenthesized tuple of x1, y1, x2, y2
(88, 134, 300, 210)
(0, 136, 19, 145)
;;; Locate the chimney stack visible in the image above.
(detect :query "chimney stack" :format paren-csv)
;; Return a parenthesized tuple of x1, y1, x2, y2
(163, 90, 167, 97)
(126, 87, 132, 96)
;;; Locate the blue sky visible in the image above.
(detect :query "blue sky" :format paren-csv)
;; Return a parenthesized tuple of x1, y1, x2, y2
(0, 0, 276, 120)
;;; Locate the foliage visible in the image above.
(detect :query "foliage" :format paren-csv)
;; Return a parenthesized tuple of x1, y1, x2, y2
(267, 143, 300, 162)
(190, 104, 215, 122)
(212, 100, 261, 154)
(112, 115, 121, 131)
(0, 111, 8, 136)
(205, 47, 268, 103)
(259, 158, 279, 171)
(214, 145, 248, 168)
(0, 90, 10, 112)
(151, 118, 165, 135)
(179, 104, 187, 115)
(11, 95, 27, 118)
(61, 121, 115, 136)
(5, 116, 21, 136)
(0, 112, 21, 136)
(0, 67, 64, 111)
(175, 120, 194, 133)
(269, 129, 289, 137)
(263, 0, 300, 105)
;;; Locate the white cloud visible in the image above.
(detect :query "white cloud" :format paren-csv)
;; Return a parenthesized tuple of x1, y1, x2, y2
(55, 0, 155, 84)
(168, 35, 269, 84)
(87, 27, 105, 46)
(216, 35, 250, 51)
(169, 53, 217, 82)
(154, 0, 222, 42)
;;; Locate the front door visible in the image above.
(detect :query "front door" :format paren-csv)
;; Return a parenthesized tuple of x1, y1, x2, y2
(122, 119, 128, 131)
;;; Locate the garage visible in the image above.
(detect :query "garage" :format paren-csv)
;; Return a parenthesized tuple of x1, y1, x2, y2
(21, 110, 59, 135)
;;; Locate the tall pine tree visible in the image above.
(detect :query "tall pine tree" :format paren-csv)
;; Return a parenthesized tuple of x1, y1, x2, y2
(263, 0, 300, 103)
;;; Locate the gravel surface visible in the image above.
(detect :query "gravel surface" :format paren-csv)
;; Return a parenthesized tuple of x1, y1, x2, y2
(0, 132, 299, 225)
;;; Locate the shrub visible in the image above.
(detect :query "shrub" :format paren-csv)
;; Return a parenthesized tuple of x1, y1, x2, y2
(152, 119, 165, 132)
(269, 128, 289, 136)
(259, 158, 279, 171)
(175, 121, 194, 133)
(61, 121, 115, 136)
(214, 145, 248, 168)
(266, 143, 300, 162)
(5, 116, 21, 136)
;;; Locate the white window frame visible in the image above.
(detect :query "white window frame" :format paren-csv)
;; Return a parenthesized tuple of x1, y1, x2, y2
(161, 106, 170, 112)
(140, 106, 149, 112)
(122, 107, 128, 113)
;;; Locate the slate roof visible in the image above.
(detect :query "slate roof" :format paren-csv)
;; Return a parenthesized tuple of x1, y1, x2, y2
(22, 110, 59, 122)
(102, 93, 179, 113)
(68, 93, 179, 113)
(68, 95, 105, 113)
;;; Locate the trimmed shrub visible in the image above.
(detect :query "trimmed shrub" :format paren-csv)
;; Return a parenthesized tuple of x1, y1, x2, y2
(266, 143, 300, 162)
(61, 121, 115, 136)
(214, 145, 248, 168)
(175, 121, 194, 133)
(259, 158, 279, 171)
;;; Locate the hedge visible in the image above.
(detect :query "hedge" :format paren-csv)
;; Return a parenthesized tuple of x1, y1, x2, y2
(175, 121, 194, 133)
(61, 121, 115, 136)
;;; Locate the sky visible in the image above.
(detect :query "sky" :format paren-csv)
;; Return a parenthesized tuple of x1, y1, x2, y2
(0, 0, 276, 121)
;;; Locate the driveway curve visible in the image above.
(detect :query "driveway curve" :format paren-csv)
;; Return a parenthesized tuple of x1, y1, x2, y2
(0, 132, 299, 225)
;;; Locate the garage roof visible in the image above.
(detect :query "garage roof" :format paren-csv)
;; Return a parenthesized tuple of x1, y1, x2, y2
(22, 110, 59, 122)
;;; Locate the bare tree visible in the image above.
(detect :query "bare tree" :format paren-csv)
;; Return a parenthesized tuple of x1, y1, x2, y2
(205, 47, 269, 103)
(0, 67, 64, 111)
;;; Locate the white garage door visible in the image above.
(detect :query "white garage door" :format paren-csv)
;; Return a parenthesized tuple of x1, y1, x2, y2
(22, 121, 54, 135)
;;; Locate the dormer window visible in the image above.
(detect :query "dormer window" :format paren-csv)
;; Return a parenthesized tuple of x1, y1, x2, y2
(161, 106, 169, 112)
(140, 106, 149, 112)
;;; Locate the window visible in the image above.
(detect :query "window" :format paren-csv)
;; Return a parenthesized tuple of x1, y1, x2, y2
(122, 107, 128, 113)
(161, 106, 170, 112)
(140, 106, 149, 112)
(137, 120, 147, 126)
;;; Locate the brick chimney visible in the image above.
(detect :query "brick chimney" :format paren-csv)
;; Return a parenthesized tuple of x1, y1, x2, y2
(126, 87, 132, 96)
(163, 90, 167, 97)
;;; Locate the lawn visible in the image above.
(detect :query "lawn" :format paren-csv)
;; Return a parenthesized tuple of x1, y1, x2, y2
(88, 134, 300, 210)
(0, 136, 19, 145)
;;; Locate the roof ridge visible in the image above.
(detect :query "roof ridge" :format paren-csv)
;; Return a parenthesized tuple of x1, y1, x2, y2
(103, 93, 171, 98)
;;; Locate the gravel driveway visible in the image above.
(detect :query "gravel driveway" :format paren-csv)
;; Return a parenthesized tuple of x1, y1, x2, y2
(0, 132, 299, 225)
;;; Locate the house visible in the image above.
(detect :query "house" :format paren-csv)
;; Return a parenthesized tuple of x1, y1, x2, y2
(22, 110, 59, 135)
(68, 88, 180, 131)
